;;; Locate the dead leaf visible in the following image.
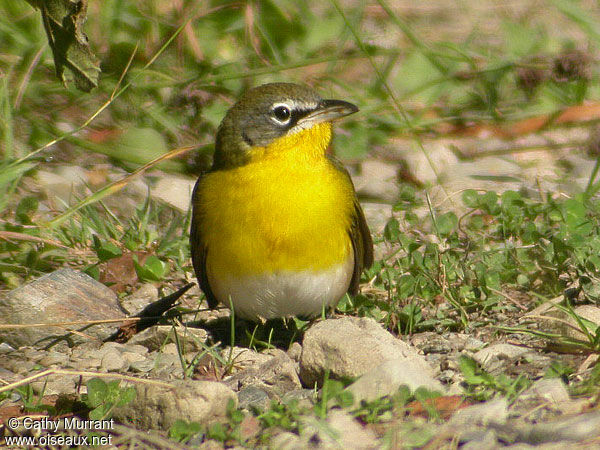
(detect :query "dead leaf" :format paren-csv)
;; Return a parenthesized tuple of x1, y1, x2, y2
(28, 0, 101, 91)
(239, 415, 261, 441)
(98, 250, 149, 292)
(406, 395, 471, 419)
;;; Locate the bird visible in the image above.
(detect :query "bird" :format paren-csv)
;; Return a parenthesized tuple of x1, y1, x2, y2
(190, 82, 373, 321)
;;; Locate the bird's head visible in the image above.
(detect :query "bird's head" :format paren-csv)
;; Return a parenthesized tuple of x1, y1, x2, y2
(213, 83, 358, 169)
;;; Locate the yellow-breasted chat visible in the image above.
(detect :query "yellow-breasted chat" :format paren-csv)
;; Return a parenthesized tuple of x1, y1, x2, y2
(190, 82, 373, 321)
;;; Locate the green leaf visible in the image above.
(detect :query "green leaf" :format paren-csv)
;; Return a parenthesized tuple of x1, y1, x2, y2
(462, 189, 479, 208)
(84, 265, 100, 280)
(458, 356, 492, 385)
(135, 255, 168, 282)
(88, 404, 110, 421)
(436, 212, 458, 236)
(85, 378, 107, 408)
(117, 386, 136, 407)
(92, 236, 122, 262)
(169, 420, 203, 443)
(384, 218, 401, 242)
(479, 191, 499, 214)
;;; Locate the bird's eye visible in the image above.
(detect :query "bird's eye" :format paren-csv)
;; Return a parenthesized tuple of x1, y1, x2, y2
(272, 105, 291, 123)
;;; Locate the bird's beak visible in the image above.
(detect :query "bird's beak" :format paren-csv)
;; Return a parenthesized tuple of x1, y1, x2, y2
(297, 99, 358, 126)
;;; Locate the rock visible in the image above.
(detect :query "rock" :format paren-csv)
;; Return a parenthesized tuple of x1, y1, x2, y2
(113, 379, 236, 430)
(128, 325, 208, 352)
(472, 343, 530, 371)
(512, 378, 583, 420)
(73, 357, 102, 370)
(326, 409, 379, 449)
(460, 429, 499, 450)
(361, 203, 393, 234)
(281, 389, 315, 408)
(100, 348, 127, 372)
(36, 166, 88, 209)
(150, 173, 196, 212)
(520, 296, 562, 320)
(225, 349, 301, 399)
(0, 367, 20, 385)
(120, 283, 159, 315)
(514, 410, 600, 444)
(343, 358, 443, 407)
(287, 342, 302, 362)
(31, 375, 79, 396)
(2, 356, 36, 375)
(129, 358, 156, 373)
(448, 398, 508, 427)
(38, 351, 69, 367)
(299, 317, 432, 387)
(0, 343, 15, 353)
(464, 337, 486, 352)
(96, 341, 127, 355)
(162, 343, 180, 355)
(22, 347, 48, 361)
(238, 385, 271, 411)
(520, 300, 600, 342)
(122, 350, 148, 365)
(410, 332, 453, 354)
(225, 347, 275, 371)
(151, 352, 180, 372)
(298, 410, 379, 449)
(353, 159, 400, 203)
(504, 443, 581, 450)
(0, 268, 125, 348)
(525, 378, 570, 405)
(270, 431, 303, 449)
(564, 305, 600, 341)
(395, 139, 459, 185)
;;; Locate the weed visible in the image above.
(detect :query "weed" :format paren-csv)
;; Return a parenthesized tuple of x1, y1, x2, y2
(83, 378, 136, 420)
(459, 356, 531, 402)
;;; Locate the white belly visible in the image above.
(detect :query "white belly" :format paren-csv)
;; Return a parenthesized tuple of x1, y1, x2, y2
(208, 254, 354, 320)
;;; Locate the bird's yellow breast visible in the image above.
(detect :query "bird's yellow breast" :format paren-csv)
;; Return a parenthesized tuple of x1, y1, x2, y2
(196, 122, 355, 277)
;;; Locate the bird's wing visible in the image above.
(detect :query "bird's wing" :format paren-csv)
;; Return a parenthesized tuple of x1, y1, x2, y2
(190, 177, 219, 309)
(348, 197, 374, 294)
(327, 156, 374, 294)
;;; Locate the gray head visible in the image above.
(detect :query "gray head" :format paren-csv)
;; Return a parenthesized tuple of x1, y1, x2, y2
(212, 83, 357, 169)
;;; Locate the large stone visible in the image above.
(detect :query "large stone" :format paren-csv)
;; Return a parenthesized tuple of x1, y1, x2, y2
(298, 410, 379, 449)
(344, 358, 443, 407)
(36, 166, 88, 210)
(514, 410, 600, 444)
(299, 317, 434, 387)
(472, 344, 530, 371)
(113, 379, 236, 430)
(394, 139, 459, 185)
(448, 398, 509, 427)
(522, 301, 600, 342)
(225, 349, 301, 399)
(0, 268, 125, 348)
(150, 173, 196, 212)
(353, 159, 400, 203)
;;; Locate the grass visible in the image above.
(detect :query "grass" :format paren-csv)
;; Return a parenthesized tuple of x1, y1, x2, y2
(2, 0, 600, 447)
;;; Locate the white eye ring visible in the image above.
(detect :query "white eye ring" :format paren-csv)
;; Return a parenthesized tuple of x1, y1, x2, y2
(270, 103, 292, 124)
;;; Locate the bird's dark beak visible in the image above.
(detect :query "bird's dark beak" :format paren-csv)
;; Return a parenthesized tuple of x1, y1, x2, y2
(298, 99, 358, 126)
